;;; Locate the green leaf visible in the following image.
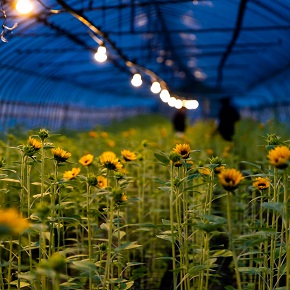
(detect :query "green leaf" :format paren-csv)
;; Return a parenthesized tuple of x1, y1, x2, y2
(262, 202, 284, 214)
(238, 267, 270, 274)
(156, 234, 174, 242)
(211, 249, 232, 257)
(240, 161, 261, 170)
(126, 262, 145, 267)
(114, 241, 142, 253)
(10, 281, 30, 288)
(154, 151, 170, 166)
(72, 260, 97, 273)
(161, 219, 171, 225)
(113, 230, 126, 240)
(225, 286, 236, 290)
(1, 178, 20, 183)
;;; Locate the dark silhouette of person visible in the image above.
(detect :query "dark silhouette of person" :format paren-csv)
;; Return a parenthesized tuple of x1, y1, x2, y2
(217, 97, 240, 141)
(172, 107, 187, 137)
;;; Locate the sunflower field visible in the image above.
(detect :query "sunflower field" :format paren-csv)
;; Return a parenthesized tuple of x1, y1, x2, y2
(0, 114, 290, 290)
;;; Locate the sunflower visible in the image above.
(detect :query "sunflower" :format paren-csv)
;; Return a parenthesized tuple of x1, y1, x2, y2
(28, 136, 42, 150)
(199, 167, 211, 176)
(100, 131, 109, 138)
(51, 147, 71, 163)
(253, 177, 270, 190)
(79, 154, 94, 166)
(268, 145, 290, 169)
(173, 144, 191, 159)
(214, 165, 226, 174)
(63, 167, 80, 180)
(121, 149, 137, 161)
(218, 168, 244, 191)
(97, 175, 108, 188)
(100, 151, 123, 171)
(88, 131, 98, 138)
(0, 208, 30, 236)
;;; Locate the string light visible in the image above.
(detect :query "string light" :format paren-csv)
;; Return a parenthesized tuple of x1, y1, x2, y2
(184, 99, 199, 109)
(150, 81, 161, 94)
(131, 73, 142, 87)
(175, 99, 183, 109)
(16, 0, 33, 14)
(160, 89, 170, 103)
(14, 0, 199, 110)
(94, 45, 107, 63)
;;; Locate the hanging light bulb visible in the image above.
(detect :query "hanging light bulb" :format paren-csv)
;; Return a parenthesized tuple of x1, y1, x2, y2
(94, 45, 107, 63)
(131, 73, 142, 87)
(184, 99, 199, 110)
(150, 81, 161, 94)
(160, 89, 170, 103)
(168, 97, 176, 107)
(16, 0, 33, 14)
(175, 99, 183, 109)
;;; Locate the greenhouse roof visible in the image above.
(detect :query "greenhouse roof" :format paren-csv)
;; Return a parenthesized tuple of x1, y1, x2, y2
(1, 0, 290, 108)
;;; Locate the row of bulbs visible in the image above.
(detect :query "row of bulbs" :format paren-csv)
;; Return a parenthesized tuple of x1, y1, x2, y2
(16, 0, 199, 110)
(130, 73, 199, 110)
(93, 46, 199, 110)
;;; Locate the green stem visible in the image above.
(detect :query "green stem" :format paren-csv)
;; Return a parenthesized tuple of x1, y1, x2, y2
(87, 181, 93, 290)
(7, 237, 13, 290)
(40, 141, 45, 203)
(103, 197, 114, 290)
(269, 167, 278, 289)
(170, 164, 177, 289)
(226, 191, 242, 290)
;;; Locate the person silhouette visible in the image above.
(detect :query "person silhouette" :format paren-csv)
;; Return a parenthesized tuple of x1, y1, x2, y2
(172, 107, 187, 137)
(217, 97, 240, 141)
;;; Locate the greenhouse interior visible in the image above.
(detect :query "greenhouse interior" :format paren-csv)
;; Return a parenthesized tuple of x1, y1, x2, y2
(1, 1, 290, 289)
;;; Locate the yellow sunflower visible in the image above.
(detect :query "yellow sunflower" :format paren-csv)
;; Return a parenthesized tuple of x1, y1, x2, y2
(88, 131, 98, 138)
(0, 208, 30, 236)
(63, 167, 81, 180)
(100, 131, 108, 138)
(218, 168, 244, 191)
(51, 147, 71, 163)
(268, 145, 290, 169)
(214, 165, 226, 174)
(199, 167, 211, 176)
(121, 149, 137, 161)
(97, 175, 108, 188)
(100, 151, 123, 171)
(173, 143, 191, 159)
(253, 177, 270, 190)
(79, 154, 94, 166)
(28, 136, 42, 150)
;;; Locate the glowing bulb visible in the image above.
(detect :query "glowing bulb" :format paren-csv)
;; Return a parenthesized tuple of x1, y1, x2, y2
(97, 45, 106, 55)
(131, 73, 142, 87)
(16, 0, 33, 14)
(94, 45, 107, 63)
(184, 100, 199, 110)
(94, 52, 107, 62)
(151, 81, 161, 94)
(168, 97, 176, 107)
(160, 89, 170, 103)
(175, 99, 183, 109)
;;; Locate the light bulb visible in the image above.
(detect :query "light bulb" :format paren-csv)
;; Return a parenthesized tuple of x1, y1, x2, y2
(184, 100, 199, 110)
(16, 0, 33, 14)
(168, 97, 176, 107)
(94, 52, 107, 62)
(175, 99, 183, 109)
(150, 81, 161, 94)
(160, 89, 170, 103)
(94, 45, 107, 63)
(97, 45, 106, 55)
(131, 74, 142, 87)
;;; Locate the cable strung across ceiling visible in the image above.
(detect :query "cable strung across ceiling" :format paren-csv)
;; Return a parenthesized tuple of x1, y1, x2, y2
(0, 0, 290, 110)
